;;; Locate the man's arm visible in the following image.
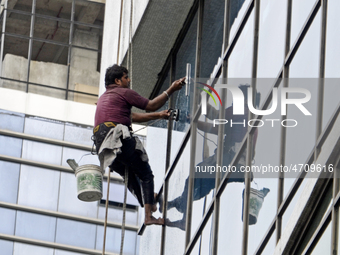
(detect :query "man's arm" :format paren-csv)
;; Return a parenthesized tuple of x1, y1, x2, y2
(145, 78, 186, 112)
(131, 110, 170, 123)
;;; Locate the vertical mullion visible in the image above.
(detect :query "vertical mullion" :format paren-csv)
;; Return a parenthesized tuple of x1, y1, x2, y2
(185, 0, 204, 248)
(242, 0, 260, 254)
(277, 0, 292, 243)
(211, 0, 230, 254)
(26, 0, 36, 93)
(0, 0, 7, 77)
(315, 0, 327, 156)
(160, 56, 176, 255)
(66, 0, 75, 100)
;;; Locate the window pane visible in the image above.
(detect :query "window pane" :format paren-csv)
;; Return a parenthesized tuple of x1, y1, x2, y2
(58, 172, 98, 218)
(64, 124, 94, 146)
(0, 161, 20, 203)
(0, 136, 22, 158)
(24, 117, 64, 140)
(13, 242, 54, 255)
(22, 140, 62, 165)
(15, 211, 56, 242)
(56, 219, 96, 249)
(18, 166, 60, 211)
(96, 226, 137, 255)
(0, 208, 16, 234)
(0, 110, 25, 132)
(0, 240, 13, 255)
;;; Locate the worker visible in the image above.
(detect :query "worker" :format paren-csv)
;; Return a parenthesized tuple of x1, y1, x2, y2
(93, 64, 185, 226)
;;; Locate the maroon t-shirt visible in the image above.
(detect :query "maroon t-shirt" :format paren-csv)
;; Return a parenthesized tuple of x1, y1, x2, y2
(94, 85, 149, 127)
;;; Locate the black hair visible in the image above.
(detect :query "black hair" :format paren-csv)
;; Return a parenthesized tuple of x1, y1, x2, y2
(105, 64, 128, 87)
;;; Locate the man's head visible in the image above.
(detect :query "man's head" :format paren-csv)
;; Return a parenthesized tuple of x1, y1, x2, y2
(105, 64, 130, 88)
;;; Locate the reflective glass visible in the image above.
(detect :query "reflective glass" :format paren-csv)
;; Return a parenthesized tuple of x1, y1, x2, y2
(229, 0, 250, 44)
(56, 219, 96, 249)
(257, 0, 286, 77)
(0, 161, 20, 204)
(228, 11, 254, 78)
(217, 182, 244, 254)
(323, 80, 340, 132)
(13, 242, 54, 255)
(61, 147, 99, 168)
(290, 0, 318, 47)
(190, 215, 213, 254)
(58, 172, 98, 218)
(200, 0, 224, 78)
(33, 17, 70, 43)
(24, 117, 64, 140)
(22, 140, 62, 165)
(0, 136, 22, 157)
(0, 240, 13, 255)
(97, 206, 138, 226)
(325, 0, 340, 78)
(310, 222, 331, 254)
(55, 250, 87, 255)
(171, 11, 197, 142)
(74, 0, 104, 27)
(260, 230, 276, 255)
(64, 124, 94, 146)
(0, 110, 25, 132)
(0, 208, 16, 234)
(96, 226, 137, 255)
(5, 12, 31, 36)
(164, 138, 190, 255)
(18, 165, 60, 211)
(15, 211, 56, 242)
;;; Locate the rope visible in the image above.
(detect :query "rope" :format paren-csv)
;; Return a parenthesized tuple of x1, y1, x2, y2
(117, 0, 124, 63)
(120, 166, 129, 255)
(127, 0, 133, 89)
(102, 169, 111, 255)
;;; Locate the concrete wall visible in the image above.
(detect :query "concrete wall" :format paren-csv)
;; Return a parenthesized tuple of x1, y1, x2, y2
(99, 0, 149, 96)
(1, 54, 100, 100)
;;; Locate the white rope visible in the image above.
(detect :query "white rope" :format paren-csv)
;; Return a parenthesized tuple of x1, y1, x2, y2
(120, 166, 129, 255)
(127, 0, 133, 89)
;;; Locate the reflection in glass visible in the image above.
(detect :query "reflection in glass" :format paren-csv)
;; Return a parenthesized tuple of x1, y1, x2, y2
(257, 0, 286, 77)
(164, 139, 191, 255)
(56, 218, 96, 249)
(191, 215, 213, 254)
(310, 222, 331, 254)
(18, 166, 60, 211)
(22, 140, 62, 165)
(15, 211, 56, 242)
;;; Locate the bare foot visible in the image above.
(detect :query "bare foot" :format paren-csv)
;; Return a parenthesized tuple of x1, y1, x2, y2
(151, 204, 157, 212)
(145, 216, 165, 226)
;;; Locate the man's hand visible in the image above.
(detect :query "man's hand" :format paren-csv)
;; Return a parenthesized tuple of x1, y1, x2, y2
(159, 109, 171, 119)
(170, 77, 186, 92)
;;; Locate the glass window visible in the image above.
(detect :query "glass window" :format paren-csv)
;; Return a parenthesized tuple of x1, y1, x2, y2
(15, 211, 56, 242)
(33, 17, 70, 44)
(18, 165, 60, 211)
(200, 0, 225, 78)
(290, 0, 318, 47)
(96, 226, 137, 255)
(0, 161, 20, 203)
(191, 215, 213, 254)
(56, 218, 96, 249)
(0, 136, 22, 158)
(61, 147, 99, 168)
(58, 172, 98, 218)
(229, 0, 250, 43)
(22, 140, 62, 165)
(97, 205, 138, 226)
(0, 110, 25, 132)
(0, 208, 16, 235)
(24, 117, 64, 140)
(0, 240, 13, 255)
(164, 139, 190, 255)
(35, 0, 72, 19)
(310, 222, 331, 254)
(64, 124, 94, 146)
(13, 242, 54, 255)
(257, 0, 286, 77)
